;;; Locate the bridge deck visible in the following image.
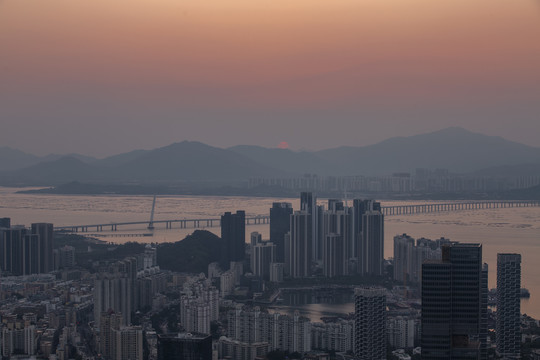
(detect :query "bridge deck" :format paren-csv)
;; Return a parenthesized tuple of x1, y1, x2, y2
(54, 200, 540, 233)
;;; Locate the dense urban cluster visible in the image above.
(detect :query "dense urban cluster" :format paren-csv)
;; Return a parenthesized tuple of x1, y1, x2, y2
(249, 169, 540, 194)
(0, 192, 533, 359)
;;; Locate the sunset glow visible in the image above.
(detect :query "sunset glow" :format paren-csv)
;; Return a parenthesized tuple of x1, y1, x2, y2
(1, 0, 539, 155)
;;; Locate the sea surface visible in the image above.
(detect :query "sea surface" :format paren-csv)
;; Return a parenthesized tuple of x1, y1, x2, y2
(1, 187, 539, 319)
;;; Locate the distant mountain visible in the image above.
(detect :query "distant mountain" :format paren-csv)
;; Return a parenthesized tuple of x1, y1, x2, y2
(0, 147, 42, 172)
(0, 156, 107, 185)
(96, 149, 150, 167)
(0, 141, 287, 186)
(0, 147, 97, 172)
(2, 127, 540, 186)
(41, 153, 97, 164)
(228, 145, 337, 175)
(112, 141, 286, 182)
(315, 127, 540, 175)
(230, 127, 540, 176)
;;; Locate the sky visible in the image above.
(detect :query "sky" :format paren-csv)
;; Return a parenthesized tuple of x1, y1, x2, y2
(1, 0, 539, 157)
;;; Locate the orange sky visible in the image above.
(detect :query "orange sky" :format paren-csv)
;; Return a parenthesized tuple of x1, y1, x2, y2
(1, 0, 539, 155)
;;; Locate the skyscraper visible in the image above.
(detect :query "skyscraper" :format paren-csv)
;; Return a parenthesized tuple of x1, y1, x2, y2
(0, 218, 10, 228)
(94, 263, 134, 327)
(496, 253, 521, 359)
(0, 227, 27, 276)
(99, 311, 124, 360)
(251, 241, 275, 280)
(250, 231, 262, 247)
(421, 243, 488, 359)
(300, 192, 319, 261)
(287, 211, 312, 278)
(360, 210, 384, 276)
(354, 287, 387, 360)
(393, 234, 415, 282)
(270, 202, 293, 263)
(31, 223, 54, 273)
(221, 211, 246, 267)
(321, 206, 353, 277)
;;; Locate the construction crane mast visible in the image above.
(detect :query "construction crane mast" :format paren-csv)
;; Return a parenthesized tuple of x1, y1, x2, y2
(148, 195, 157, 230)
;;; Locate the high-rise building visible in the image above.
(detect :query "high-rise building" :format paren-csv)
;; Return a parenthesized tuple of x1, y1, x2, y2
(421, 243, 488, 359)
(311, 319, 354, 353)
(321, 206, 353, 277)
(1, 317, 37, 357)
(287, 211, 312, 278)
(0, 217, 10, 228)
(221, 211, 246, 267)
(22, 233, 40, 275)
(393, 235, 448, 284)
(270, 202, 293, 263)
(55, 245, 76, 269)
(300, 192, 316, 214)
(180, 299, 211, 335)
(113, 326, 143, 360)
(323, 234, 344, 278)
(227, 306, 311, 353)
(300, 192, 318, 261)
(393, 234, 415, 282)
(99, 311, 124, 360)
(251, 241, 275, 280)
(0, 227, 27, 275)
(94, 266, 134, 327)
(250, 231, 262, 247)
(360, 211, 384, 276)
(157, 333, 212, 360)
(31, 223, 54, 273)
(354, 288, 387, 360)
(387, 316, 416, 349)
(269, 262, 284, 283)
(496, 253, 521, 359)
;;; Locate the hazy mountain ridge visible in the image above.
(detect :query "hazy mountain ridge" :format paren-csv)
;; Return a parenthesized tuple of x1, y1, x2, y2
(2, 128, 540, 186)
(0, 141, 288, 185)
(0, 147, 97, 172)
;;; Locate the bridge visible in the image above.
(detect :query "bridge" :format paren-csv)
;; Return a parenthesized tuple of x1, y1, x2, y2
(54, 200, 540, 233)
(381, 200, 540, 216)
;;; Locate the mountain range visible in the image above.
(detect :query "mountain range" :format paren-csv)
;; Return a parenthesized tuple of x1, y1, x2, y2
(1, 127, 540, 186)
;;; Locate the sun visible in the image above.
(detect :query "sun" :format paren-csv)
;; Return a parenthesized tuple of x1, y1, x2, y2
(277, 141, 289, 149)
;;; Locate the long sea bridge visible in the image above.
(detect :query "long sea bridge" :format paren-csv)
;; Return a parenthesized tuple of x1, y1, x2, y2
(54, 200, 540, 233)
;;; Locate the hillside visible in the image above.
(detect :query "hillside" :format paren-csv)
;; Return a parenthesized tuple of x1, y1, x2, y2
(156, 230, 223, 274)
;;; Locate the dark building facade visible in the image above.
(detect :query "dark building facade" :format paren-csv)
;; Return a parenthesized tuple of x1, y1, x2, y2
(157, 333, 212, 360)
(31, 223, 54, 273)
(286, 211, 312, 278)
(221, 211, 246, 268)
(1, 227, 27, 275)
(496, 253, 521, 359)
(0, 218, 10, 228)
(421, 243, 488, 360)
(300, 192, 319, 261)
(360, 210, 384, 276)
(269, 202, 293, 263)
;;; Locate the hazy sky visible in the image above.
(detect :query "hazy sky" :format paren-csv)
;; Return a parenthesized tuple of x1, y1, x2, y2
(1, 0, 539, 157)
